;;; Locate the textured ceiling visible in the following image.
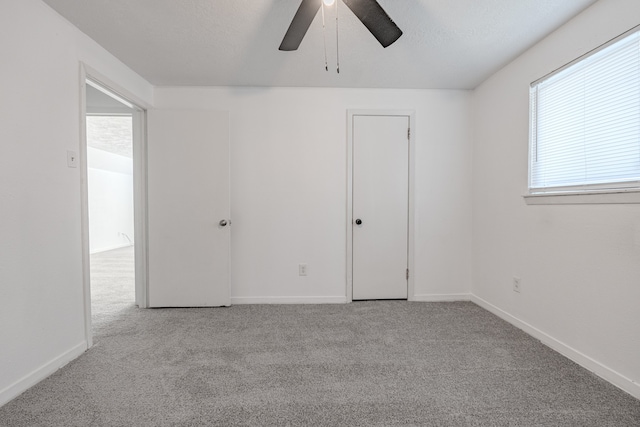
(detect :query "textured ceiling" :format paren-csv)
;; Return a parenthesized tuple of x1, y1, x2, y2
(42, 0, 598, 89)
(86, 116, 133, 158)
(86, 86, 133, 158)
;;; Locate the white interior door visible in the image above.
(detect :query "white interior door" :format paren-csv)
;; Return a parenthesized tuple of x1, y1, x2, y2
(147, 109, 230, 307)
(352, 115, 409, 300)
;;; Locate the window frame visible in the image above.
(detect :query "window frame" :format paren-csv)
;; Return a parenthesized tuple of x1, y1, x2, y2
(526, 25, 640, 204)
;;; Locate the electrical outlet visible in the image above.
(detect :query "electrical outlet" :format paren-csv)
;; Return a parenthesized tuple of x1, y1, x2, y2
(513, 277, 521, 293)
(299, 263, 308, 276)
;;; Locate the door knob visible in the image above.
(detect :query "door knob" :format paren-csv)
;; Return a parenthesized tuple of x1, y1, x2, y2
(355, 219, 362, 225)
(219, 219, 229, 227)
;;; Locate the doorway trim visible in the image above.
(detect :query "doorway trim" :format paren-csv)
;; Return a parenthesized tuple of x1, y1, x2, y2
(79, 63, 150, 348)
(346, 109, 416, 302)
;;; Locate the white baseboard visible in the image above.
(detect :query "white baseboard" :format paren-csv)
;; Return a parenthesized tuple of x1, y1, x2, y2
(0, 341, 87, 407)
(471, 294, 640, 400)
(231, 296, 348, 305)
(232, 295, 471, 304)
(411, 293, 471, 302)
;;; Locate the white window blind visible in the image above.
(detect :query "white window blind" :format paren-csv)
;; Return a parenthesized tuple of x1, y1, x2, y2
(529, 29, 640, 193)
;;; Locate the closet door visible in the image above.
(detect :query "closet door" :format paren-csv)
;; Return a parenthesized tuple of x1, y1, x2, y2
(352, 114, 410, 300)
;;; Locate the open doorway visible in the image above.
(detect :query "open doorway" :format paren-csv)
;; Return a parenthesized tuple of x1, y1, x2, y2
(86, 88, 135, 331)
(81, 75, 147, 346)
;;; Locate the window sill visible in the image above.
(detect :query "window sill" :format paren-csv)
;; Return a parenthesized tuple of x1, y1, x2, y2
(523, 189, 640, 205)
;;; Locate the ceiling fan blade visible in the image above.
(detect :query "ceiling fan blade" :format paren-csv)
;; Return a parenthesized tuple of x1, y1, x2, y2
(279, 0, 322, 51)
(342, 0, 403, 48)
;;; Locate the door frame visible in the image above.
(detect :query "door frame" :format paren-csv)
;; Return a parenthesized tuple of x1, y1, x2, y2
(346, 109, 416, 302)
(79, 63, 150, 348)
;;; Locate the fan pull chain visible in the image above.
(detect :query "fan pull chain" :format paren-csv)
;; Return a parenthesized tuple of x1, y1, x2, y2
(321, 3, 328, 72)
(335, 0, 340, 73)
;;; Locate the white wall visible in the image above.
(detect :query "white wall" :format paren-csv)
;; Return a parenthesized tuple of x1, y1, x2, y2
(154, 87, 473, 303)
(0, 0, 153, 405)
(88, 147, 134, 254)
(472, 0, 640, 399)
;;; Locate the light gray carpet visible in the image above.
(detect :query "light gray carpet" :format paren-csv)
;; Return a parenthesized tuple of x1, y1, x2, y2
(1, 252, 639, 426)
(89, 245, 136, 333)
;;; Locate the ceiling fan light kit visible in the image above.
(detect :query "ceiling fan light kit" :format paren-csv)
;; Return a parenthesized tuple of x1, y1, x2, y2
(279, 0, 403, 72)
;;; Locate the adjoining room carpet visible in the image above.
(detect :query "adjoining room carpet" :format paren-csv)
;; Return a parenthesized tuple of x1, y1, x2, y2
(2, 298, 639, 426)
(89, 245, 136, 334)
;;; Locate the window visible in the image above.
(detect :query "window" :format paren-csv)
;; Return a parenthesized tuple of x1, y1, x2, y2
(529, 28, 640, 194)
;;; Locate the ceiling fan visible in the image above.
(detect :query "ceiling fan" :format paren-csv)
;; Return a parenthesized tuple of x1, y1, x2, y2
(279, 0, 403, 51)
